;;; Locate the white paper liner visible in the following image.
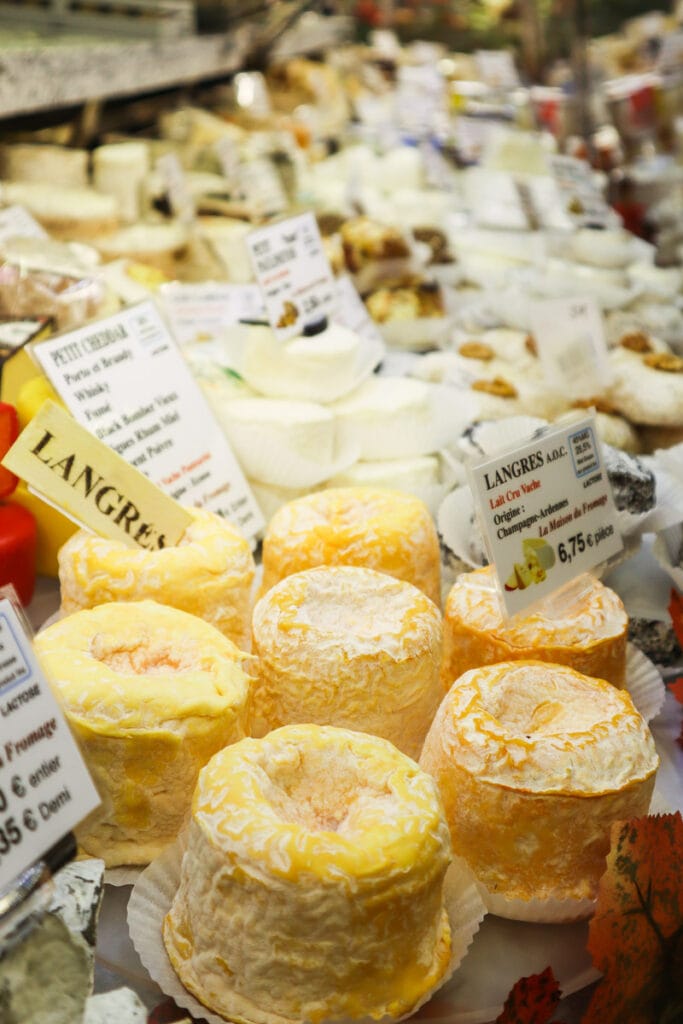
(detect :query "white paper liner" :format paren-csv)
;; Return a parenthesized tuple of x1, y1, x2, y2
(128, 842, 486, 1024)
(640, 450, 683, 533)
(456, 416, 548, 461)
(437, 486, 485, 571)
(653, 524, 683, 590)
(106, 865, 145, 887)
(476, 883, 595, 925)
(624, 642, 666, 723)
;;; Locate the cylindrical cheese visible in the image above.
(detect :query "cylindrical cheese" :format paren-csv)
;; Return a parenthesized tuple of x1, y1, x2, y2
(261, 486, 441, 606)
(442, 566, 628, 689)
(35, 601, 253, 866)
(252, 566, 443, 758)
(420, 661, 658, 903)
(164, 724, 452, 1024)
(58, 507, 255, 650)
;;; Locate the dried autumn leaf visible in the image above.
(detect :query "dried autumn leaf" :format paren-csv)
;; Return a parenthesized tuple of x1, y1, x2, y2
(583, 813, 683, 1024)
(668, 590, 683, 649)
(495, 965, 565, 1024)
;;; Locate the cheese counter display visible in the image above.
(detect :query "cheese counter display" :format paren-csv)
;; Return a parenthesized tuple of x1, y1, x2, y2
(1, 11, 682, 1022)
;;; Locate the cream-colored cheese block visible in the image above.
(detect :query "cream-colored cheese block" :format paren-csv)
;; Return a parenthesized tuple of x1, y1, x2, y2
(420, 661, 658, 902)
(442, 566, 628, 689)
(330, 376, 456, 460)
(58, 507, 255, 650)
(571, 227, 635, 268)
(35, 601, 253, 866)
(0, 143, 89, 188)
(251, 566, 443, 758)
(328, 453, 444, 513)
(93, 221, 189, 276)
(607, 345, 683, 427)
(197, 216, 255, 283)
(261, 486, 441, 606)
(239, 322, 376, 403)
(92, 142, 150, 223)
(2, 181, 120, 238)
(163, 724, 452, 1024)
(216, 398, 337, 487)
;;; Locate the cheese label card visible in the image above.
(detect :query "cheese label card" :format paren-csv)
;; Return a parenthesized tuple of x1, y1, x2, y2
(0, 205, 48, 243)
(550, 155, 611, 226)
(530, 296, 612, 399)
(247, 212, 337, 341)
(30, 302, 264, 542)
(239, 158, 288, 220)
(334, 275, 383, 343)
(3, 401, 193, 549)
(215, 137, 241, 190)
(475, 49, 520, 89)
(161, 282, 265, 345)
(469, 414, 623, 617)
(0, 595, 100, 890)
(156, 153, 195, 225)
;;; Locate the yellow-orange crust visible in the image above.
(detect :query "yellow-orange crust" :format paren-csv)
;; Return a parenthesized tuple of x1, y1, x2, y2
(441, 567, 628, 690)
(420, 661, 658, 901)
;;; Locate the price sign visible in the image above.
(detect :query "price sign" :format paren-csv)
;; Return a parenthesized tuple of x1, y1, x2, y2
(239, 159, 288, 220)
(0, 596, 100, 889)
(550, 156, 610, 227)
(247, 212, 337, 341)
(475, 50, 520, 90)
(215, 137, 242, 190)
(29, 302, 264, 543)
(161, 282, 266, 346)
(530, 296, 612, 399)
(469, 414, 623, 616)
(156, 154, 195, 225)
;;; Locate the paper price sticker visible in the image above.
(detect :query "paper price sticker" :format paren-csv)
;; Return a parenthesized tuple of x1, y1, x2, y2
(469, 414, 623, 617)
(215, 137, 241, 190)
(0, 597, 100, 890)
(247, 212, 337, 341)
(475, 50, 520, 90)
(30, 302, 264, 543)
(530, 296, 612, 399)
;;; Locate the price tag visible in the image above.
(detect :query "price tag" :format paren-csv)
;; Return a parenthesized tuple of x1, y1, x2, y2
(395, 66, 445, 135)
(475, 50, 520, 90)
(247, 212, 337, 341)
(29, 302, 264, 543)
(0, 596, 100, 890)
(215, 137, 242, 191)
(455, 116, 500, 164)
(0, 205, 49, 244)
(3, 401, 194, 548)
(156, 154, 195, 225)
(239, 159, 288, 220)
(530, 296, 612, 399)
(549, 156, 610, 226)
(334, 275, 383, 343)
(469, 414, 623, 616)
(161, 283, 266, 346)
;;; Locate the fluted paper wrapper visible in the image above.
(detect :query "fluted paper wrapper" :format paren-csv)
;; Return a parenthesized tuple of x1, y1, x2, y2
(624, 643, 666, 723)
(128, 842, 486, 1024)
(653, 524, 683, 590)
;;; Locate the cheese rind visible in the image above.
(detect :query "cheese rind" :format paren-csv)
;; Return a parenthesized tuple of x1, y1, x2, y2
(163, 724, 452, 1023)
(58, 507, 255, 650)
(261, 486, 441, 606)
(251, 566, 443, 758)
(442, 566, 628, 689)
(420, 660, 658, 902)
(35, 600, 252, 866)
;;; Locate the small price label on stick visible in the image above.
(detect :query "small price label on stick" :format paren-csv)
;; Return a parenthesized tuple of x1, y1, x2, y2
(469, 414, 623, 616)
(247, 212, 337, 341)
(530, 296, 612, 399)
(0, 596, 100, 890)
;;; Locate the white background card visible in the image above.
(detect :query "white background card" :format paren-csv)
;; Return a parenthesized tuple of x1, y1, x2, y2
(530, 296, 612, 399)
(470, 415, 623, 616)
(32, 302, 263, 543)
(0, 597, 100, 889)
(247, 212, 337, 341)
